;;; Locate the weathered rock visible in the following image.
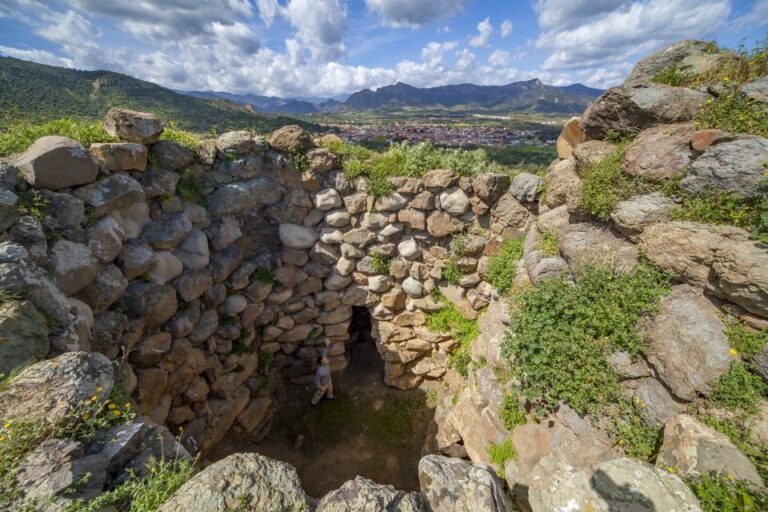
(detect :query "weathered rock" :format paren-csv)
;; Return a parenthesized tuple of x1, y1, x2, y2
(90, 142, 147, 172)
(16, 136, 98, 190)
(49, 240, 99, 295)
(625, 39, 727, 85)
(119, 282, 178, 329)
(492, 193, 529, 230)
(206, 177, 283, 216)
(151, 140, 194, 171)
(0, 188, 18, 232)
(0, 351, 114, 423)
(158, 453, 308, 512)
(280, 223, 318, 249)
(682, 136, 768, 199)
(216, 131, 259, 155)
(316, 476, 426, 512)
(544, 158, 581, 209)
(40, 190, 85, 230)
(75, 173, 145, 217)
(657, 414, 764, 487)
(528, 455, 702, 512)
(711, 238, 768, 318)
(556, 116, 587, 159)
(9, 215, 47, 263)
(104, 108, 163, 144)
(117, 239, 157, 280)
(573, 140, 617, 168)
(509, 173, 542, 203)
(376, 192, 409, 212)
(0, 300, 49, 376)
(315, 188, 343, 210)
(427, 211, 461, 238)
(580, 84, 709, 139)
(622, 123, 695, 181)
(610, 193, 678, 237)
(743, 76, 768, 103)
(141, 168, 180, 198)
(88, 216, 125, 262)
(559, 222, 639, 274)
(141, 212, 192, 250)
(76, 263, 128, 314)
(643, 285, 732, 400)
(150, 251, 184, 285)
(172, 229, 209, 269)
(174, 269, 214, 302)
(440, 188, 470, 216)
(268, 125, 315, 153)
(423, 169, 457, 189)
(418, 455, 511, 512)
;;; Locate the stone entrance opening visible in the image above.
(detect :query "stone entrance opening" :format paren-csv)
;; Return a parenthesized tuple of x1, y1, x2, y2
(204, 304, 436, 498)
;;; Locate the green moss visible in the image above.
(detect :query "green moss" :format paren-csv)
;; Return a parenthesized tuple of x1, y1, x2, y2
(499, 392, 526, 430)
(251, 267, 277, 284)
(485, 238, 525, 295)
(0, 118, 118, 156)
(687, 472, 768, 512)
(487, 440, 517, 476)
(442, 258, 464, 285)
(727, 323, 767, 359)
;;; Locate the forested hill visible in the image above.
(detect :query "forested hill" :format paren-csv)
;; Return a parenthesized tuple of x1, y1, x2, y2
(0, 57, 316, 133)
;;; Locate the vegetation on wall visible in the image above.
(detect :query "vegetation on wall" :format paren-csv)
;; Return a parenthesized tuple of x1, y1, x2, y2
(485, 238, 525, 295)
(426, 292, 480, 377)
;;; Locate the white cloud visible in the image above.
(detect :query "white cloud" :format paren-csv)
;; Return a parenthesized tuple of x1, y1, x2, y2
(731, 0, 768, 29)
(256, 0, 281, 27)
(421, 41, 458, 63)
(536, 0, 731, 73)
(283, 0, 348, 61)
(469, 17, 493, 48)
(534, 0, 625, 31)
(489, 49, 511, 67)
(365, 0, 469, 27)
(0, 45, 73, 68)
(500, 19, 513, 38)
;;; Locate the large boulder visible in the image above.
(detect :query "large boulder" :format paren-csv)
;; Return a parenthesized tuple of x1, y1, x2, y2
(206, 177, 284, 216)
(681, 136, 768, 199)
(580, 84, 709, 140)
(141, 212, 193, 250)
(16, 136, 99, 190)
(418, 455, 512, 512)
(544, 158, 581, 210)
(743, 76, 768, 103)
(558, 222, 639, 274)
(0, 352, 114, 423)
(89, 143, 147, 172)
(622, 123, 695, 181)
(642, 285, 732, 400)
(556, 117, 587, 159)
(103, 108, 163, 144)
(712, 239, 768, 318)
(625, 39, 723, 85)
(48, 240, 99, 295)
(610, 193, 678, 238)
(75, 173, 145, 217)
(657, 414, 764, 487)
(280, 223, 318, 249)
(151, 140, 194, 171)
(0, 299, 49, 376)
(158, 453, 308, 512)
(471, 173, 510, 205)
(268, 125, 315, 153)
(316, 476, 426, 512)
(528, 455, 701, 512)
(509, 173, 542, 203)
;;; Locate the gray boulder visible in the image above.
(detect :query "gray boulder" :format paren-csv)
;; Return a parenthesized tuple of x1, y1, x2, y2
(742, 76, 768, 103)
(16, 136, 98, 190)
(643, 285, 731, 400)
(89, 142, 147, 172)
(75, 173, 145, 217)
(117, 239, 157, 280)
(141, 168, 180, 198)
(216, 130, 260, 155)
(317, 476, 426, 512)
(141, 212, 192, 250)
(622, 123, 695, 181)
(657, 414, 764, 487)
(0, 299, 49, 376)
(88, 216, 125, 262)
(206, 177, 284, 216)
(267, 125, 315, 153)
(681, 136, 768, 199)
(151, 140, 194, 171)
(158, 453, 308, 512)
(0, 351, 114, 423)
(625, 39, 723, 85)
(509, 172, 542, 203)
(580, 84, 709, 140)
(0, 188, 18, 232)
(40, 190, 85, 231)
(9, 215, 47, 263)
(610, 193, 678, 238)
(76, 263, 128, 314)
(48, 240, 99, 295)
(103, 108, 163, 144)
(172, 229, 210, 269)
(471, 173, 509, 205)
(418, 455, 511, 512)
(119, 282, 178, 329)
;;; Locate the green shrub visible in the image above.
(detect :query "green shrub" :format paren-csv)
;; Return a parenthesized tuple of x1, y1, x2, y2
(66, 457, 196, 512)
(537, 229, 559, 256)
(15, 184, 49, 220)
(708, 363, 767, 415)
(426, 295, 480, 377)
(0, 118, 118, 156)
(487, 440, 517, 476)
(727, 323, 767, 359)
(369, 251, 391, 275)
(502, 263, 669, 418)
(289, 151, 309, 172)
(442, 258, 464, 285)
(579, 140, 636, 221)
(696, 92, 768, 137)
(257, 350, 274, 368)
(499, 392, 526, 430)
(613, 399, 663, 460)
(159, 121, 201, 149)
(652, 66, 689, 87)
(486, 238, 525, 295)
(688, 472, 768, 512)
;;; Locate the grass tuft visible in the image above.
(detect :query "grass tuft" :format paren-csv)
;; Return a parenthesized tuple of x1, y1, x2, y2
(426, 293, 480, 377)
(485, 238, 525, 295)
(0, 118, 117, 156)
(487, 439, 517, 476)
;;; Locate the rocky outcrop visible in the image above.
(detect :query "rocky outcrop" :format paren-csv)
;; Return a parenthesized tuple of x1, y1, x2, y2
(418, 455, 512, 512)
(316, 476, 426, 512)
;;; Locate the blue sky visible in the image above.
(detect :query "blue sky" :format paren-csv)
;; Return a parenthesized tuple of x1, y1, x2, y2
(0, 0, 766, 97)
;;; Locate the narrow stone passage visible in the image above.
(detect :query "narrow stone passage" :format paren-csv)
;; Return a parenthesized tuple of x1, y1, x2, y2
(203, 321, 436, 498)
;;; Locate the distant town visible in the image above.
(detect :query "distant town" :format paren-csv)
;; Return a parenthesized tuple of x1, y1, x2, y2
(322, 122, 558, 148)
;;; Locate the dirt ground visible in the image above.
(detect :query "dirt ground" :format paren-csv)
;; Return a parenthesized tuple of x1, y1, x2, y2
(204, 337, 437, 498)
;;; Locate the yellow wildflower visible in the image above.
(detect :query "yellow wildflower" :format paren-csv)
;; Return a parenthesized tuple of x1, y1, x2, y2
(124, 403, 131, 409)
(667, 466, 676, 474)
(108, 403, 117, 410)
(729, 348, 738, 357)
(727, 473, 735, 481)
(96, 386, 104, 392)
(81, 413, 90, 421)
(90, 395, 98, 402)
(723, 76, 730, 82)
(706, 98, 713, 104)
(0, 435, 5, 443)
(618, 439, 625, 446)
(3, 420, 13, 429)
(151, 466, 157, 474)
(112, 410, 121, 417)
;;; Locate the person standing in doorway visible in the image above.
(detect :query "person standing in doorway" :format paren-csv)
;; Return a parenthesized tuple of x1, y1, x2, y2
(311, 338, 334, 406)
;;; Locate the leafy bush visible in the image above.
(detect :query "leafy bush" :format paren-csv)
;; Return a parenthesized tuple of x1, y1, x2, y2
(727, 323, 767, 359)
(426, 294, 480, 377)
(66, 457, 196, 512)
(159, 120, 201, 149)
(442, 258, 464, 285)
(688, 473, 768, 512)
(499, 392, 526, 430)
(369, 251, 391, 275)
(487, 440, 517, 476)
(502, 263, 669, 418)
(696, 92, 768, 138)
(579, 140, 636, 220)
(0, 118, 118, 156)
(652, 66, 689, 87)
(485, 238, 525, 295)
(537, 229, 559, 256)
(708, 363, 767, 415)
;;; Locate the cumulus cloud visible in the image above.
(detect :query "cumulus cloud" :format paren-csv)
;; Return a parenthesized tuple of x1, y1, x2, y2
(0, 45, 73, 68)
(489, 49, 511, 67)
(469, 17, 493, 48)
(256, 0, 281, 27)
(500, 19, 513, 38)
(283, 0, 348, 61)
(536, 0, 731, 72)
(534, 0, 625, 31)
(365, 0, 469, 27)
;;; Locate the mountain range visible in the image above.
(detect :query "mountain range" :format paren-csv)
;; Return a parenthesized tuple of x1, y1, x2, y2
(0, 57, 316, 133)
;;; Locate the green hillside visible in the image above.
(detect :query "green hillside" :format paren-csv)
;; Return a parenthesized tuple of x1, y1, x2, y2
(0, 57, 317, 134)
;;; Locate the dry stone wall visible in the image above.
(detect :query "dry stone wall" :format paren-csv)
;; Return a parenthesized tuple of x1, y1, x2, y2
(0, 108, 539, 456)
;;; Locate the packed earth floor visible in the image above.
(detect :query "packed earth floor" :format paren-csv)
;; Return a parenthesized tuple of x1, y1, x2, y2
(203, 326, 436, 497)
